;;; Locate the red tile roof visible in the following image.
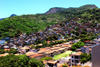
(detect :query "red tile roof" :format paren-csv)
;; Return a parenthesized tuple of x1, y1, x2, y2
(30, 54, 44, 58)
(47, 60, 57, 64)
(72, 52, 83, 56)
(85, 40, 92, 42)
(26, 52, 37, 56)
(47, 41, 50, 44)
(4, 49, 10, 51)
(39, 47, 51, 51)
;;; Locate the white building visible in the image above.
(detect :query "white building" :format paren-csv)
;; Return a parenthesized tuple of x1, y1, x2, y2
(70, 52, 82, 66)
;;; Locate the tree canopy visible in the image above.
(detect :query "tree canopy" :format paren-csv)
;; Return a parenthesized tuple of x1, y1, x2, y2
(0, 54, 44, 67)
(80, 53, 91, 63)
(1, 8, 99, 39)
(71, 41, 85, 51)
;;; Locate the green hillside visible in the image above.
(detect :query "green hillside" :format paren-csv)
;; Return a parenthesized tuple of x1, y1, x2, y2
(77, 8, 100, 24)
(0, 10, 81, 39)
(0, 5, 98, 39)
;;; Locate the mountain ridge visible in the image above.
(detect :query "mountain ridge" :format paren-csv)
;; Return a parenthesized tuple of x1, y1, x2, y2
(0, 4, 98, 20)
(45, 4, 98, 14)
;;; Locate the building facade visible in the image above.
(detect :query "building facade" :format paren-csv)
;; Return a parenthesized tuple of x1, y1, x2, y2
(70, 52, 82, 66)
(92, 44, 100, 67)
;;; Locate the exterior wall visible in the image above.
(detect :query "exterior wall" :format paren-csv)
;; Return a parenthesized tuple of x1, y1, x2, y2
(34, 55, 45, 60)
(53, 51, 59, 55)
(60, 49, 64, 53)
(58, 50, 62, 54)
(76, 49, 81, 52)
(34, 57, 41, 60)
(71, 55, 80, 66)
(64, 47, 68, 52)
(85, 47, 89, 55)
(68, 47, 71, 50)
(45, 53, 51, 57)
(56, 50, 61, 55)
(53, 51, 58, 56)
(92, 44, 100, 67)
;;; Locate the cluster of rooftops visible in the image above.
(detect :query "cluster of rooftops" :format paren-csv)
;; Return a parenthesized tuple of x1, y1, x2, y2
(18, 41, 72, 59)
(0, 37, 100, 67)
(0, 19, 100, 49)
(0, 19, 100, 66)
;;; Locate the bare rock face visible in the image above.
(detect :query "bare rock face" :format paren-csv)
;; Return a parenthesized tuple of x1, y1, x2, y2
(45, 7, 66, 14)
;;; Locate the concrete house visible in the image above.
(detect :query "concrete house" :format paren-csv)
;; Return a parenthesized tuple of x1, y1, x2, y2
(47, 60, 57, 67)
(70, 52, 82, 66)
(76, 46, 90, 55)
(30, 54, 45, 60)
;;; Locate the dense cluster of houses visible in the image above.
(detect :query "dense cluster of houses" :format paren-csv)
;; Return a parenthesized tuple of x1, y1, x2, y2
(1, 19, 100, 49)
(0, 37, 100, 67)
(1, 19, 100, 67)
(24, 41, 72, 60)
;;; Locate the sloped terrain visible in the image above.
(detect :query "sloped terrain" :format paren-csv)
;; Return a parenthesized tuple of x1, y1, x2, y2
(45, 5, 97, 14)
(0, 5, 99, 39)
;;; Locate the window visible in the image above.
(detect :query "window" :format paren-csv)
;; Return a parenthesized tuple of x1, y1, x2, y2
(75, 60, 79, 63)
(75, 56, 79, 59)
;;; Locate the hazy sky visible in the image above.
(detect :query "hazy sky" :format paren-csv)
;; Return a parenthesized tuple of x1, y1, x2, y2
(0, 0, 100, 18)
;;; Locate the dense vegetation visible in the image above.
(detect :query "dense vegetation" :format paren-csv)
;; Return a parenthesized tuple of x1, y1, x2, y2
(0, 11, 80, 39)
(77, 8, 100, 24)
(71, 41, 85, 51)
(80, 53, 91, 63)
(33, 32, 97, 49)
(80, 33, 97, 42)
(0, 5, 97, 39)
(0, 48, 18, 54)
(0, 54, 44, 67)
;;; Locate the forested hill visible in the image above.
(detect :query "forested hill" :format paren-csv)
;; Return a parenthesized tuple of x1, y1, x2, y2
(0, 10, 79, 39)
(45, 5, 97, 14)
(0, 5, 99, 39)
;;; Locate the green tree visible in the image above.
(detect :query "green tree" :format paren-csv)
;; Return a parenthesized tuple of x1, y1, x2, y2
(80, 53, 91, 63)
(42, 41, 48, 47)
(74, 31, 79, 36)
(0, 49, 5, 54)
(71, 41, 85, 51)
(29, 58, 44, 67)
(8, 48, 18, 54)
(0, 54, 44, 67)
(75, 27, 79, 31)
(81, 31, 86, 35)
